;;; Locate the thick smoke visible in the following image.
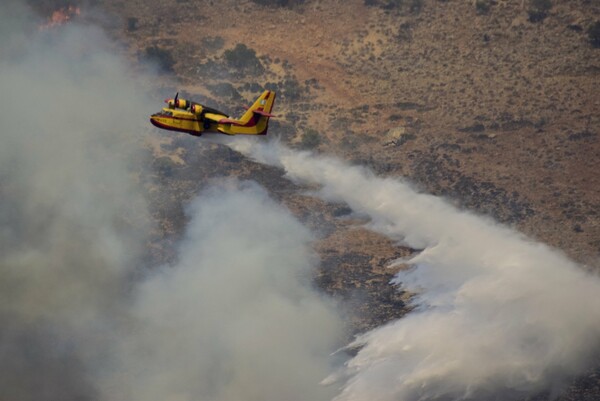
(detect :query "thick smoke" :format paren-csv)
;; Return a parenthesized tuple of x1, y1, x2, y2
(0, 4, 150, 399)
(0, 4, 343, 401)
(104, 182, 343, 401)
(8, 0, 600, 399)
(223, 139, 600, 400)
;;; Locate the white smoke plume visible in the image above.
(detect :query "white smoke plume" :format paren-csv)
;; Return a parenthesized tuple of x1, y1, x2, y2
(104, 181, 343, 401)
(0, 3, 343, 401)
(7, 1, 600, 400)
(221, 138, 600, 400)
(0, 3, 151, 399)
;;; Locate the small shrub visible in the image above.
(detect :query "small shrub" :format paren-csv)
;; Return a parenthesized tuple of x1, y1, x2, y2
(588, 21, 600, 48)
(397, 22, 413, 41)
(195, 59, 229, 80)
(530, 0, 552, 12)
(153, 156, 178, 178)
(299, 128, 321, 149)
(475, 0, 490, 14)
(241, 82, 264, 93)
(251, 0, 305, 7)
(384, 0, 403, 10)
(144, 46, 175, 73)
(528, 0, 551, 22)
(394, 133, 416, 146)
(364, 0, 421, 13)
(528, 10, 546, 22)
(207, 82, 241, 101)
(264, 82, 280, 92)
(127, 17, 138, 32)
(410, 0, 423, 14)
(458, 123, 485, 133)
(223, 43, 264, 76)
(201, 36, 224, 51)
(281, 77, 303, 101)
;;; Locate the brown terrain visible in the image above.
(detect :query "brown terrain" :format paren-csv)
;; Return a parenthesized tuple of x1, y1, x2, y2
(99, 0, 599, 263)
(34, 0, 600, 398)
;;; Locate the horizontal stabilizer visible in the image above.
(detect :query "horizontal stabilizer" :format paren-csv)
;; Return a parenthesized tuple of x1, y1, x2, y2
(218, 118, 243, 126)
(253, 110, 275, 117)
(240, 107, 274, 117)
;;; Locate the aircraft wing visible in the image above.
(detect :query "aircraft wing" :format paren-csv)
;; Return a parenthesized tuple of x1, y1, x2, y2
(205, 112, 245, 127)
(204, 112, 228, 123)
(210, 111, 273, 127)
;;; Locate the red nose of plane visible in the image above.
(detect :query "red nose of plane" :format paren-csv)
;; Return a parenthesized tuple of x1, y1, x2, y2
(149, 115, 161, 129)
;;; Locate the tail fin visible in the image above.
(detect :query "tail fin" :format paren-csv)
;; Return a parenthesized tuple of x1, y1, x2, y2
(239, 90, 276, 124)
(217, 90, 276, 135)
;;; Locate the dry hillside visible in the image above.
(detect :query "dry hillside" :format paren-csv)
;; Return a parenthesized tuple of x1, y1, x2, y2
(95, 0, 600, 267)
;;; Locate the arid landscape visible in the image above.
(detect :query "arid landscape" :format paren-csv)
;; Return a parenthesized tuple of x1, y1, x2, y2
(93, 0, 600, 318)
(11, 0, 600, 400)
(96, 0, 600, 263)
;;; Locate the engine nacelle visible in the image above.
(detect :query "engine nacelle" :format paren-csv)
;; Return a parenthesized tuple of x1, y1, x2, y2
(167, 98, 190, 110)
(190, 103, 204, 115)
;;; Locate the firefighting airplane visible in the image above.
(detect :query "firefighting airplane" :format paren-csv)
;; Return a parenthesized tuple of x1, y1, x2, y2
(150, 90, 276, 136)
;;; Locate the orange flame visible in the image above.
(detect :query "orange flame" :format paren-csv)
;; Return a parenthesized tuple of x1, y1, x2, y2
(39, 6, 81, 30)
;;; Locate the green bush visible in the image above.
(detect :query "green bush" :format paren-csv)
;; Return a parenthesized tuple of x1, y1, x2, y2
(127, 17, 138, 32)
(382, 0, 403, 10)
(588, 21, 600, 48)
(201, 36, 224, 51)
(528, 0, 551, 22)
(299, 128, 321, 149)
(153, 156, 178, 178)
(144, 46, 175, 73)
(475, 0, 490, 14)
(410, 0, 423, 13)
(395, 133, 416, 146)
(207, 83, 241, 101)
(530, 0, 552, 12)
(281, 77, 303, 101)
(364, 0, 422, 14)
(251, 0, 305, 7)
(223, 44, 264, 76)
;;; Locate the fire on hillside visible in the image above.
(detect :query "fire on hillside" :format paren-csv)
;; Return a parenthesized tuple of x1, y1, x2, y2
(38, 5, 80, 30)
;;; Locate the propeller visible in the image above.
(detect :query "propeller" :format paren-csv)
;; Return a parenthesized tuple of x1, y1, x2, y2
(164, 92, 179, 106)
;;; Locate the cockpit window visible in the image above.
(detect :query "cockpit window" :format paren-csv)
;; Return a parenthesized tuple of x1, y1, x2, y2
(161, 110, 173, 116)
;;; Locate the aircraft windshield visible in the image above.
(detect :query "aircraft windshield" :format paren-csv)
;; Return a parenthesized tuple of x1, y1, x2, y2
(154, 110, 173, 117)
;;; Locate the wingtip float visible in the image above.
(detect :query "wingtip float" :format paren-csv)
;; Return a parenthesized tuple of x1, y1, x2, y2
(150, 90, 276, 137)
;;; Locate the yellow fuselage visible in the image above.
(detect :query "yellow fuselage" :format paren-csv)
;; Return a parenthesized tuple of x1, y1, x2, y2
(150, 90, 275, 136)
(150, 107, 225, 136)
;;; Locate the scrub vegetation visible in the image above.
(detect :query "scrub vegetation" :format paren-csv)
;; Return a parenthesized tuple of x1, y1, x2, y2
(588, 21, 600, 48)
(299, 128, 322, 149)
(143, 45, 175, 73)
(251, 0, 306, 6)
(223, 43, 265, 76)
(528, 0, 552, 23)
